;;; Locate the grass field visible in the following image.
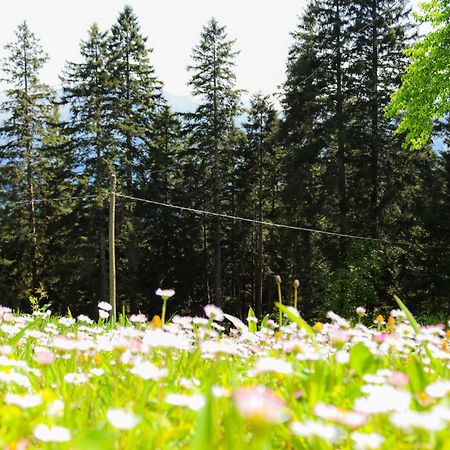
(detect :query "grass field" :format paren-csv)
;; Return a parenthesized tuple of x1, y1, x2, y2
(0, 295, 449, 449)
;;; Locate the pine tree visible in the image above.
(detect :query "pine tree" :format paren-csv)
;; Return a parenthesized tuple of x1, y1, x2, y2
(281, 0, 425, 316)
(347, 0, 413, 235)
(187, 17, 241, 307)
(61, 23, 111, 302)
(243, 94, 281, 316)
(107, 5, 163, 189)
(281, 0, 352, 314)
(0, 21, 56, 303)
(37, 107, 78, 311)
(106, 6, 165, 310)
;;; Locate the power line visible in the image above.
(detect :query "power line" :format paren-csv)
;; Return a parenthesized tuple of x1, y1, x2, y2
(0, 193, 108, 207)
(115, 192, 450, 251)
(1, 190, 446, 251)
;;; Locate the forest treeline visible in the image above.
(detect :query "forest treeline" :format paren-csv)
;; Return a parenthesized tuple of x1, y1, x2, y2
(0, 1, 449, 320)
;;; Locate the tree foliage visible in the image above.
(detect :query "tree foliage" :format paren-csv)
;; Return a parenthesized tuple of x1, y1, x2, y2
(386, 0, 450, 148)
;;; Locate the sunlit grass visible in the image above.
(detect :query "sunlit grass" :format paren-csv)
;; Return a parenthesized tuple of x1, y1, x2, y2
(0, 294, 449, 449)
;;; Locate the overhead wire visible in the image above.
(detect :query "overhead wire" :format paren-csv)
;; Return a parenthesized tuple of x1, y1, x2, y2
(0, 193, 108, 207)
(1, 190, 448, 250)
(115, 192, 450, 251)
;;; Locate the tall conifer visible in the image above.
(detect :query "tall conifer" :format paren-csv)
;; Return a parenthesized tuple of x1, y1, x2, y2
(187, 18, 241, 307)
(62, 23, 111, 301)
(0, 22, 55, 302)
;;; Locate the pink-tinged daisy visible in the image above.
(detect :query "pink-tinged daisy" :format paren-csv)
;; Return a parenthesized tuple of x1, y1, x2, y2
(390, 410, 445, 432)
(254, 357, 293, 375)
(356, 307, 367, 317)
(34, 350, 54, 365)
(314, 403, 368, 428)
(234, 386, 288, 424)
(99, 309, 110, 319)
(129, 314, 147, 323)
(77, 314, 94, 324)
(63, 373, 88, 384)
(425, 380, 450, 398)
(290, 420, 342, 443)
(130, 361, 168, 380)
(165, 393, 205, 411)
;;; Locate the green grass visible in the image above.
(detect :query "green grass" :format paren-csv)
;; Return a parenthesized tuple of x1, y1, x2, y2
(0, 299, 449, 449)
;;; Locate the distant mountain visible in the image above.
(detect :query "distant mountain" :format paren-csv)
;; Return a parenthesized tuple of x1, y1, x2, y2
(162, 91, 197, 113)
(1, 88, 198, 115)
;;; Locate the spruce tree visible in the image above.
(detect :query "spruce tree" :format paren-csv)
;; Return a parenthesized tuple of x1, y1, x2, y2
(37, 107, 79, 311)
(107, 5, 163, 190)
(61, 23, 111, 302)
(347, 0, 413, 236)
(106, 6, 165, 310)
(0, 21, 55, 303)
(281, 0, 426, 316)
(281, 0, 352, 313)
(243, 94, 281, 316)
(187, 17, 241, 307)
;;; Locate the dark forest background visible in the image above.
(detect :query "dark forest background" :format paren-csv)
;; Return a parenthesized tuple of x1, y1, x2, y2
(0, 1, 449, 321)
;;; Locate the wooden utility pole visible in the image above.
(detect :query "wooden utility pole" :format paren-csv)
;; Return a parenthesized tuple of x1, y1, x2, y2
(109, 170, 117, 322)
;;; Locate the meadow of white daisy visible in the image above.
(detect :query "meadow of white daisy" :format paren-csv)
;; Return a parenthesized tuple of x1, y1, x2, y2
(0, 297, 449, 449)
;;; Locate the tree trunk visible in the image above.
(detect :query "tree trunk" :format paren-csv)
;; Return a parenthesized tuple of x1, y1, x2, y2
(370, 0, 379, 237)
(256, 110, 264, 318)
(23, 47, 38, 292)
(99, 219, 108, 301)
(26, 151, 38, 291)
(335, 0, 347, 240)
(95, 101, 108, 301)
(212, 40, 223, 307)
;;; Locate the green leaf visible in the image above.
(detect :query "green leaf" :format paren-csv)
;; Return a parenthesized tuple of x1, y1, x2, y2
(7, 318, 38, 347)
(305, 360, 328, 406)
(75, 429, 114, 450)
(191, 390, 213, 450)
(247, 307, 257, 333)
(406, 357, 428, 394)
(275, 302, 313, 336)
(350, 342, 376, 376)
(260, 314, 270, 330)
(393, 294, 438, 369)
(393, 294, 421, 334)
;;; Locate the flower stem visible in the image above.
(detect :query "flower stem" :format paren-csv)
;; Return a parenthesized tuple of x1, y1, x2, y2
(276, 276, 282, 328)
(161, 298, 167, 325)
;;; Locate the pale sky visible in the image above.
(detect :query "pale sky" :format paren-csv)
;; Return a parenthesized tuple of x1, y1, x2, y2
(0, 0, 307, 97)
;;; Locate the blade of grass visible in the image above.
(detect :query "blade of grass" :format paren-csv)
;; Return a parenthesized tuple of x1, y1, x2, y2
(275, 302, 313, 336)
(224, 314, 248, 332)
(393, 295, 421, 334)
(393, 295, 438, 370)
(7, 318, 38, 347)
(247, 307, 257, 333)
